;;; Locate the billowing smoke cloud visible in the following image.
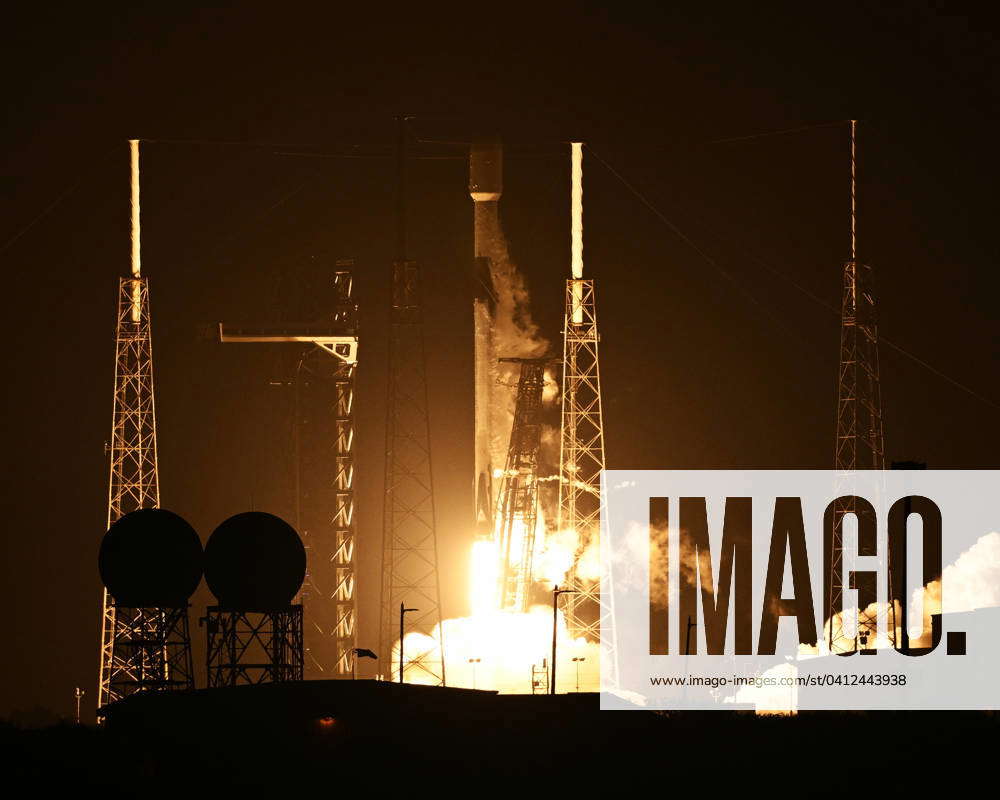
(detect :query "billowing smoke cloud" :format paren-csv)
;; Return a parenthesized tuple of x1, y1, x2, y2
(909, 530, 1000, 635)
(392, 607, 601, 693)
(477, 207, 551, 487)
(810, 531, 1000, 654)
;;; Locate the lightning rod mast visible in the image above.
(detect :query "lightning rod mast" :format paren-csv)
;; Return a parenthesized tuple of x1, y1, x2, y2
(829, 120, 894, 654)
(97, 140, 163, 712)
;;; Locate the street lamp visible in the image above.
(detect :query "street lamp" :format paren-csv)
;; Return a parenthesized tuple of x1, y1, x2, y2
(399, 603, 419, 684)
(74, 687, 85, 725)
(551, 585, 578, 695)
(468, 657, 481, 689)
(572, 657, 586, 692)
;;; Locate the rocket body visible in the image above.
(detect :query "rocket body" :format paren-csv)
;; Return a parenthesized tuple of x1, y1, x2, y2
(470, 141, 503, 538)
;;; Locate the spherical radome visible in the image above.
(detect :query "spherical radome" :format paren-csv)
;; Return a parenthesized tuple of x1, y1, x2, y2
(98, 508, 203, 607)
(204, 511, 305, 610)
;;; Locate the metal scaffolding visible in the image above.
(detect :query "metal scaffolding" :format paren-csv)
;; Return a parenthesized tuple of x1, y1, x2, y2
(106, 606, 194, 699)
(558, 279, 606, 643)
(98, 275, 162, 709)
(494, 357, 550, 613)
(205, 606, 304, 687)
(828, 120, 892, 654)
(379, 259, 445, 684)
(220, 267, 359, 677)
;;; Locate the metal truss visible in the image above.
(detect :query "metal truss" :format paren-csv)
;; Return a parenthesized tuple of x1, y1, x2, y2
(328, 279, 358, 677)
(494, 358, 550, 612)
(98, 277, 161, 710)
(107, 605, 193, 699)
(380, 260, 445, 685)
(558, 279, 608, 645)
(205, 606, 304, 687)
(221, 266, 359, 678)
(829, 258, 892, 654)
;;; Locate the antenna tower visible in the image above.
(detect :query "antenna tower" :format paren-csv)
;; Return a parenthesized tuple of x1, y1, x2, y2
(494, 357, 551, 612)
(828, 120, 893, 654)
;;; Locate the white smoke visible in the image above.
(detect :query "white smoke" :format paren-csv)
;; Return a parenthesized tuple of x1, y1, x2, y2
(393, 606, 601, 693)
(908, 530, 1000, 635)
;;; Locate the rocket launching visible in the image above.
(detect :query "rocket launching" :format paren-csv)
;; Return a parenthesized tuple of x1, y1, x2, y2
(470, 140, 503, 539)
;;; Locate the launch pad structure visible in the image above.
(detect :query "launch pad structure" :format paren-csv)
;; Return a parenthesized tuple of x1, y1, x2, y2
(493, 357, 554, 613)
(379, 119, 446, 684)
(379, 256, 446, 684)
(219, 267, 360, 679)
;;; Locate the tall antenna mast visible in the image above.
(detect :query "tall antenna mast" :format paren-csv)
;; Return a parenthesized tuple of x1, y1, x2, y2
(570, 142, 584, 323)
(129, 140, 143, 323)
(850, 119, 857, 261)
(98, 139, 162, 712)
(830, 119, 893, 654)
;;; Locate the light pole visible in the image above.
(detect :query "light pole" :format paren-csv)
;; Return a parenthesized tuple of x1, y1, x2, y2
(572, 657, 586, 692)
(551, 585, 578, 695)
(74, 687, 84, 724)
(399, 603, 418, 684)
(468, 657, 481, 689)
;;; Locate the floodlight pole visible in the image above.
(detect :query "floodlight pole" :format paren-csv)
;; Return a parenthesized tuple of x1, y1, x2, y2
(399, 603, 418, 683)
(551, 585, 577, 695)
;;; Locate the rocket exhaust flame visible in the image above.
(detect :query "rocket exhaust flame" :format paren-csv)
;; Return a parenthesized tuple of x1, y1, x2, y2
(388, 511, 598, 692)
(389, 140, 599, 692)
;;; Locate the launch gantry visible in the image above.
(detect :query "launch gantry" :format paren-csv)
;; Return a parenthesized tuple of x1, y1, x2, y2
(219, 266, 360, 678)
(493, 357, 552, 613)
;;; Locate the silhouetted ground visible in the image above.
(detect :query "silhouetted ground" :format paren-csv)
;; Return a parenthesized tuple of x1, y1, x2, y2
(3, 683, 997, 789)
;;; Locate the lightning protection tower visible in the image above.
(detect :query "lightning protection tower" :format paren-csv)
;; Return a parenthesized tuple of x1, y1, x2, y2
(558, 144, 609, 659)
(379, 117, 445, 685)
(828, 120, 893, 655)
(98, 140, 162, 712)
(558, 279, 605, 641)
(494, 357, 551, 613)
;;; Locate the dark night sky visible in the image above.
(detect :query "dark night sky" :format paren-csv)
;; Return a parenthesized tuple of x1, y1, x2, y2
(2, 2, 998, 719)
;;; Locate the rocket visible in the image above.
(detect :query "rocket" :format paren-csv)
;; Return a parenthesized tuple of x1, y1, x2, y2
(470, 139, 502, 538)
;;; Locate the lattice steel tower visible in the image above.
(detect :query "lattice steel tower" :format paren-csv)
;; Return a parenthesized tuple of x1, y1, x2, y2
(220, 266, 360, 677)
(828, 120, 891, 654)
(494, 357, 551, 612)
(558, 144, 608, 651)
(379, 118, 445, 684)
(98, 140, 162, 710)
